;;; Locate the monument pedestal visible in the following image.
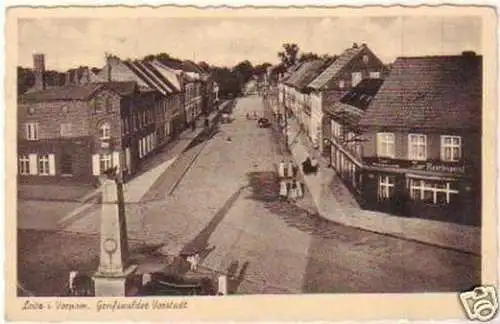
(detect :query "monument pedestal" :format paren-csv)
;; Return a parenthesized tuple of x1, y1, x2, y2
(93, 174, 137, 297)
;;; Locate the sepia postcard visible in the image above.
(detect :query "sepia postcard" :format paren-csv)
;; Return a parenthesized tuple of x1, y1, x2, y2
(4, 3, 498, 322)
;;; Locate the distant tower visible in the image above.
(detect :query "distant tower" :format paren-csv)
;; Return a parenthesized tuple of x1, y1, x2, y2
(33, 54, 46, 91)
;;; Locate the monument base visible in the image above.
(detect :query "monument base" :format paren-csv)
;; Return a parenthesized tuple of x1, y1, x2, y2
(93, 265, 138, 297)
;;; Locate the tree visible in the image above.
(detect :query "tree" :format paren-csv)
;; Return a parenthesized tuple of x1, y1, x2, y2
(298, 52, 320, 63)
(197, 61, 210, 72)
(232, 60, 254, 87)
(278, 43, 299, 68)
(253, 62, 272, 77)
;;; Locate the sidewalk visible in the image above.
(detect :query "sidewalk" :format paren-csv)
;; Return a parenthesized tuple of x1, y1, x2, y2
(282, 111, 480, 255)
(55, 102, 230, 228)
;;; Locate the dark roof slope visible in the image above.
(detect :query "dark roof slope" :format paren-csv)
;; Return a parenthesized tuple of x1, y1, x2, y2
(340, 78, 384, 111)
(308, 45, 366, 90)
(19, 81, 138, 103)
(19, 83, 103, 103)
(285, 60, 323, 88)
(295, 59, 331, 91)
(359, 54, 482, 130)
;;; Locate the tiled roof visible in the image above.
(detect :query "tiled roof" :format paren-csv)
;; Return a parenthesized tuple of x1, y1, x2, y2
(295, 60, 330, 91)
(19, 81, 139, 103)
(359, 54, 482, 130)
(142, 61, 180, 93)
(324, 102, 365, 129)
(150, 60, 182, 91)
(308, 45, 366, 90)
(19, 84, 103, 103)
(182, 60, 205, 74)
(339, 78, 384, 111)
(285, 60, 322, 88)
(123, 60, 173, 96)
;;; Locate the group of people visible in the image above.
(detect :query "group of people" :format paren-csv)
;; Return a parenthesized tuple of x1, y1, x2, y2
(278, 159, 304, 202)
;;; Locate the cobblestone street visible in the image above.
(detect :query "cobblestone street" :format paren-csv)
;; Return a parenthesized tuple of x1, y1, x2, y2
(18, 95, 480, 295)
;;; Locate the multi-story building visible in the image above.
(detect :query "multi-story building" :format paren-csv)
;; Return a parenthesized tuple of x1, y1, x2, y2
(306, 43, 388, 152)
(358, 53, 482, 223)
(283, 59, 329, 137)
(324, 78, 384, 195)
(17, 54, 144, 184)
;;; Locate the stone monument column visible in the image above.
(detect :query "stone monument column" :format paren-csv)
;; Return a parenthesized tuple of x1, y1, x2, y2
(93, 172, 137, 297)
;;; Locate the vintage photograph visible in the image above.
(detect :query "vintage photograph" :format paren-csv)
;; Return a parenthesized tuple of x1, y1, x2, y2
(7, 5, 496, 319)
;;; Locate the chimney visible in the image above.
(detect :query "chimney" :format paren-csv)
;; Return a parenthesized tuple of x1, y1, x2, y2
(462, 51, 476, 57)
(65, 70, 72, 86)
(84, 67, 90, 84)
(33, 54, 46, 91)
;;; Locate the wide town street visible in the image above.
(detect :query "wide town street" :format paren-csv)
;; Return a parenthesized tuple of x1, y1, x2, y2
(18, 95, 479, 294)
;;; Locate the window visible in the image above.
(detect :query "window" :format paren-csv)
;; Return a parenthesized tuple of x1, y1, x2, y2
(60, 153, 73, 175)
(60, 123, 72, 137)
(378, 175, 395, 199)
(362, 55, 370, 64)
(99, 123, 111, 140)
(408, 134, 427, 160)
(38, 154, 50, 175)
(410, 179, 459, 204)
(351, 72, 362, 87)
(105, 97, 113, 112)
(369, 71, 381, 79)
(377, 133, 395, 158)
(100, 154, 112, 173)
(338, 80, 345, 89)
(25, 123, 39, 141)
(19, 155, 30, 175)
(94, 99, 103, 113)
(441, 136, 462, 161)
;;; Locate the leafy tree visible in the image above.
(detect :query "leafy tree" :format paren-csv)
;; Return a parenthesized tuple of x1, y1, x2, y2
(253, 62, 272, 77)
(298, 52, 320, 63)
(278, 43, 299, 68)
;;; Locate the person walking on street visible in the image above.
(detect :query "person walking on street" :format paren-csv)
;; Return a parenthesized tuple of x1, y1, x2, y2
(295, 179, 304, 199)
(278, 159, 286, 179)
(310, 156, 319, 174)
(288, 181, 298, 203)
(290, 160, 298, 178)
(279, 179, 288, 201)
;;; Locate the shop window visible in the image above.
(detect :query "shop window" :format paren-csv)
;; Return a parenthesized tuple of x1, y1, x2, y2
(100, 154, 112, 173)
(408, 134, 427, 160)
(19, 155, 30, 175)
(369, 71, 381, 79)
(376, 133, 395, 158)
(409, 179, 459, 204)
(378, 175, 395, 200)
(441, 135, 462, 162)
(38, 154, 50, 175)
(60, 153, 73, 175)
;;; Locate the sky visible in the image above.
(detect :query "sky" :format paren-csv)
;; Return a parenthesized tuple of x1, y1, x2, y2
(17, 15, 482, 71)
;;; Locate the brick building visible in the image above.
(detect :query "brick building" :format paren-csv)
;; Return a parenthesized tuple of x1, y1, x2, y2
(358, 53, 482, 225)
(17, 54, 167, 185)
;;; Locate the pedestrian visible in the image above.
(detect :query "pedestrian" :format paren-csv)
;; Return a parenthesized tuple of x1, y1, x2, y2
(290, 160, 298, 178)
(302, 157, 312, 175)
(279, 179, 288, 201)
(278, 159, 286, 179)
(191, 121, 196, 131)
(295, 180, 304, 199)
(204, 118, 209, 128)
(310, 156, 319, 174)
(288, 181, 298, 203)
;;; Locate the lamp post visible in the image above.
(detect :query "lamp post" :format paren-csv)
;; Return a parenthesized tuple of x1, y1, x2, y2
(323, 138, 333, 168)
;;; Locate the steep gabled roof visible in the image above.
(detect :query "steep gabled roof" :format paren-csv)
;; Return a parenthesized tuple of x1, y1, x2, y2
(123, 60, 172, 96)
(308, 45, 367, 90)
(359, 54, 482, 130)
(150, 60, 182, 91)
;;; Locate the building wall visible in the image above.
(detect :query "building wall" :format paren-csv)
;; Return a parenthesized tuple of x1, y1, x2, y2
(18, 100, 91, 141)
